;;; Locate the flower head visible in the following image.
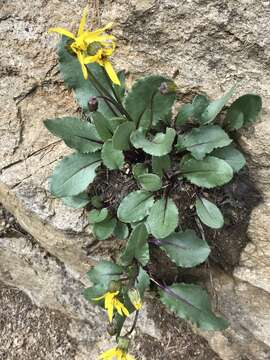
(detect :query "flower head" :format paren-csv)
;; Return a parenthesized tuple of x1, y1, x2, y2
(93, 291, 129, 323)
(49, 7, 120, 84)
(99, 347, 135, 360)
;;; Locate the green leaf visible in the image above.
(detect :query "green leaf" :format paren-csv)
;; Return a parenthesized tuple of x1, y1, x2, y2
(49, 152, 101, 197)
(130, 127, 176, 156)
(62, 192, 90, 209)
(113, 221, 129, 240)
(200, 84, 237, 124)
(152, 155, 171, 177)
(224, 94, 262, 130)
(113, 70, 126, 101)
(159, 283, 229, 330)
(88, 208, 109, 224)
(58, 37, 117, 117)
(159, 230, 210, 267)
(117, 190, 155, 223)
(91, 195, 103, 209)
(192, 95, 210, 121)
(92, 112, 114, 141)
(86, 260, 123, 287)
(136, 267, 150, 299)
(112, 121, 135, 150)
(176, 125, 232, 160)
(148, 198, 178, 239)
(101, 140, 124, 170)
(196, 197, 224, 229)
(110, 117, 127, 131)
(44, 117, 102, 153)
(83, 284, 107, 304)
(175, 103, 194, 127)
(211, 144, 246, 172)
(132, 163, 148, 179)
(93, 217, 117, 240)
(180, 155, 233, 188)
(137, 173, 162, 191)
(120, 223, 149, 266)
(124, 75, 176, 128)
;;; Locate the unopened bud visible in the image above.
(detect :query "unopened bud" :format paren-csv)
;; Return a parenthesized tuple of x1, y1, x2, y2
(117, 337, 130, 351)
(159, 81, 178, 95)
(128, 288, 142, 310)
(88, 96, 98, 112)
(108, 280, 121, 293)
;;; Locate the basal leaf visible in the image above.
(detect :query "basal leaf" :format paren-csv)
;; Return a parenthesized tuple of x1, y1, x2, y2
(196, 197, 224, 229)
(62, 192, 90, 209)
(132, 163, 148, 179)
(113, 221, 129, 240)
(224, 94, 262, 130)
(152, 155, 171, 177)
(148, 198, 179, 239)
(211, 144, 246, 173)
(176, 125, 232, 160)
(200, 84, 237, 124)
(112, 121, 135, 150)
(180, 155, 233, 188)
(101, 140, 124, 170)
(159, 283, 229, 330)
(117, 190, 155, 223)
(136, 267, 150, 299)
(50, 152, 101, 197)
(192, 94, 210, 121)
(159, 230, 210, 267)
(44, 117, 102, 153)
(130, 127, 176, 156)
(93, 217, 117, 240)
(92, 112, 114, 141)
(124, 75, 176, 128)
(120, 223, 149, 266)
(175, 103, 194, 127)
(88, 208, 109, 224)
(138, 173, 162, 191)
(86, 260, 123, 287)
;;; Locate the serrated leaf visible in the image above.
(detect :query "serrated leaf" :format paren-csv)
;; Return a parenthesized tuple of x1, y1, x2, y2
(148, 198, 178, 239)
(62, 192, 90, 209)
(211, 144, 246, 172)
(200, 84, 237, 124)
(50, 152, 101, 197)
(124, 75, 176, 128)
(138, 173, 162, 191)
(159, 230, 210, 267)
(117, 190, 155, 223)
(120, 223, 149, 266)
(44, 117, 102, 153)
(86, 260, 123, 287)
(132, 163, 148, 179)
(224, 94, 262, 130)
(101, 140, 124, 170)
(180, 155, 233, 188)
(58, 37, 117, 117)
(135, 267, 150, 299)
(159, 283, 229, 330)
(93, 217, 117, 240)
(113, 221, 129, 240)
(131, 127, 176, 156)
(176, 125, 232, 160)
(92, 112, 114, 141)
(196, 197, 224, 229)
(112, 121, 135, 150)
(152, 155, 171, 177)
(88, 208, 108, 224)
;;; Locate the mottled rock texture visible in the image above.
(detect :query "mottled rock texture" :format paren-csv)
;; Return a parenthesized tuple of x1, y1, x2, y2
(0, 1, 270, 359)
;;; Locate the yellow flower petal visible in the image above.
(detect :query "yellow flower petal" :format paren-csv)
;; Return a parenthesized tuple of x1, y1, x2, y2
(48, 27, 75, 39)
(104, 60, 120, 85)
(77, 52, 88, 79)
(126, 355, 136, 360)
(99, 347, 118, 359)
(78, 7, 88, 36)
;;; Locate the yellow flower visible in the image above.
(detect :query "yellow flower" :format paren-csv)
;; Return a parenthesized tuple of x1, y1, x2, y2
(49, 7, 120, 85)
(99, 347, 135, 360)
(128, 288, 142, 310)
(93, 291, 129, 323)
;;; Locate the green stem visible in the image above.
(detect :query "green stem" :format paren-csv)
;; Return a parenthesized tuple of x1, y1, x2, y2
(124, 310, 139, 337)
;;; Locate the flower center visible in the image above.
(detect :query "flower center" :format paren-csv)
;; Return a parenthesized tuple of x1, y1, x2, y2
(86, 41, 103, 56)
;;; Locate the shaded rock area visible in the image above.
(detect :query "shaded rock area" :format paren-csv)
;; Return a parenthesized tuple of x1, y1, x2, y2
(1, 1, 270, 359)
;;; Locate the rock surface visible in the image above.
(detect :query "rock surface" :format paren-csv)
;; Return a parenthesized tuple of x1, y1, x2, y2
(1, 1, 270, 359)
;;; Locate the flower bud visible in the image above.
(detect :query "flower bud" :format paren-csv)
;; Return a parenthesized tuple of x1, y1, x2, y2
(108, 280, 121, 293)
(117, 337, 130, 351)
(88, 96, 99, 112)
(159, 81, 178, 95)
(128, 288, 142, 310)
